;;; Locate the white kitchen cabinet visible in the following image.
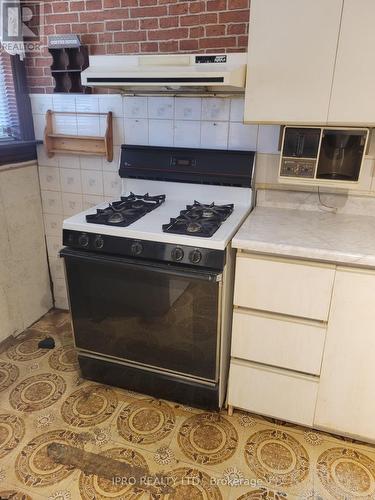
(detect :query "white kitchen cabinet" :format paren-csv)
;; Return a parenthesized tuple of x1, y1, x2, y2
(328, 0, 375, 125)
(228, 360, 319, 426)
(234, 253, 335, 321)
(231, 309, 326, 375)
(244, 0, 343, 124)
(315, 268, 375, 442)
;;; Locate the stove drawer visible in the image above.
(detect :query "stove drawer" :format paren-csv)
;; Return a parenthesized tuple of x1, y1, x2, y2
(234, 253, 335, 321)
(228, 359, 319, 426)
(231, 309, 326, 375)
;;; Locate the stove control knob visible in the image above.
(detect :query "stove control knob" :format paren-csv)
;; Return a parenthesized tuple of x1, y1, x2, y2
(171, 247, 184, 261)
(78, 233, 89, 247)
(131, 241, 143, 256)
(94, 235, 104, 249)
(189, 249, 202, 264)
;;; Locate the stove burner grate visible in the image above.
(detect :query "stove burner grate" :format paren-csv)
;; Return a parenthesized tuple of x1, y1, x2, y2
(86, 193, 166, 227)
(162, 200, 234, 237)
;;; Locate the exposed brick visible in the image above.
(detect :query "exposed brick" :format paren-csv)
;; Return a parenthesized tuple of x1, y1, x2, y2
(106, 20, 122, 30)
(159, 16, 178, 28)
(35, 57, 53, 67)
(180, 15, 200, 27)
(168, 2, 189, 15)
(71, 23, 88, 33)
(189, 1, 205, 14)
(88, 22, 105, 31)
(103, 0, 120, 6)
(140, 18, 158, 29)
(122, 42, 140, 52)
(123, 19, 140, 29)
(206, 24, 226, 36)
(121, 0, 138, 5)
(130, 6, 167, 17)
(90, 44, 107, 54)
(189, 26, 204, 38)
(179, 39, 199, 50)
(237, 34, 248, 47)
(199, 36, 236, 48)
(81, 33, 99, 44)
(227, 22, 247, 34)
(27, 67, 44, 77)
(53, 2, 70, 13)
(55, 24, 73, 34)
(46, 13, 79, 23)
(70, 1, 85, 10)
(199, 13, 218, 23)
(218, 9, 249, 23)
(141, 42, 159, 51)
(139, 0, 158, 5)
(86, 0, 103, 10)
(159, 40, 178, 52)
(98, 32, 113, 42)
(114, 30, 146, 42)
(207, 0, 227, 10)
(228, 0, 249, 9)
(148, 27, 188, 40)
(106, 43, 124, 53)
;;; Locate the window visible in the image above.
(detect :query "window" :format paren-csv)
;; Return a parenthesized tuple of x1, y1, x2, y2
(0, 51, 36, 165)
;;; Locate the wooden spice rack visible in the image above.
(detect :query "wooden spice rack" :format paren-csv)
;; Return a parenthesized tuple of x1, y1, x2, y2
(44, 110, 113, 162)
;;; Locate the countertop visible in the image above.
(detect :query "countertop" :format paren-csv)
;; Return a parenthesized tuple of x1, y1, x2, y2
(232, 206, 375, 268)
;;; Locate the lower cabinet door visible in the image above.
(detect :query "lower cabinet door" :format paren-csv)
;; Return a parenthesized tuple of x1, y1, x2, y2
(315, 268, 375, 441)
(228, 359, 319, 426)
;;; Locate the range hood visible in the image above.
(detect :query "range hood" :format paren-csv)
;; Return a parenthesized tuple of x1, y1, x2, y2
(81, 53, 247, 96)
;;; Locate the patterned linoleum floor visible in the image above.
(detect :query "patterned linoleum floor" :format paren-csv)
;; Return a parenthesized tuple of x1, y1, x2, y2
(0, 310, 375, 499)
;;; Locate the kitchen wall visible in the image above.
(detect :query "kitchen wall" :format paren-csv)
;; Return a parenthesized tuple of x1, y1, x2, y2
(0, 163, 53, 341)
(26, 0, 250, 93)
(31, 93, 280, 308)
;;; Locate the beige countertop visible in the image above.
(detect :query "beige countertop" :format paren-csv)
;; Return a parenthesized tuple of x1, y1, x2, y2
(232, 206, 375, 268)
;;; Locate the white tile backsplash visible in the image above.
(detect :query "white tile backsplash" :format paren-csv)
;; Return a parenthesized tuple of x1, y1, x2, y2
(52, 94, 76, 112)
(62, 192, 83, 216)
(53, 114, 78, 135)
(43, 213, 63, 236)
(103, 171, 122, 197)
(228, 122, 258, 150)
(77, 115, 100, 136)
(174, 98, 201, 120)
(257, 125, 281, 154)
(75, 95, 99, 114)
(80, 155, 103, 171)
(30, 94, 53, 115)
(124, 96, 148, 118)
(41, 190, 63, 215)
(201, 121, 229, 149)
(60, 168, 82, 194)
(202, 98, 230, 121)
(99, 95, 124, 117)
(58, 154, 80, 169)
(149, 119, 174, 146)
(39, 166, 60, 192)
(148, 97, 174, 119)
(37, 144, 58, 167)
(81, 169, 104, 195)
(33, 114, 45, 141)
(124, 118, 148, 145)
(230, 98, 245, 122)
(174, 120, 201, 148)
(83, 194, 105, 209)
(103, 146, 120, 171)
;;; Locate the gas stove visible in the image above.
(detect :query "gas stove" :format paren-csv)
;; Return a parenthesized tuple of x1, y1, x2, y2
(61, 145, 255, 410)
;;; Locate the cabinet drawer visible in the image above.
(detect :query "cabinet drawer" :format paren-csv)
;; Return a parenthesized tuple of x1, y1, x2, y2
(228, 360, 319, 426)
(234, 254, 335, 321)
(231, 310, 326, 375)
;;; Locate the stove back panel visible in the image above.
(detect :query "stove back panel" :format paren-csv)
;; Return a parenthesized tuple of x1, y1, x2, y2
(119, 145, 255, 187)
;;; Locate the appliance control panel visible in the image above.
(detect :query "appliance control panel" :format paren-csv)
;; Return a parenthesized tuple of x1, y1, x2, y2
(62, 230, 225, 270)
(280, 158, 315, 178)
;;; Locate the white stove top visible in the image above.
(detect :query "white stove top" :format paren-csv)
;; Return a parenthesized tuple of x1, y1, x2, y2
(63, 179, 253, 250)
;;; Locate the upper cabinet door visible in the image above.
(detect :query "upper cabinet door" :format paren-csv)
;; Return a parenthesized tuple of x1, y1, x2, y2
(244, 0, 343, 124)
(328, 0, 375, 125)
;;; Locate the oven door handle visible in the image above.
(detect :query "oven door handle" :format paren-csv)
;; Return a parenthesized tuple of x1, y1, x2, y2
(60, 248, 222, 282)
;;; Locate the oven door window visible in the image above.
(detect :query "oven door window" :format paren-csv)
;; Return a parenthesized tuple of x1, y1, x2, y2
(63, 251, 221, 382)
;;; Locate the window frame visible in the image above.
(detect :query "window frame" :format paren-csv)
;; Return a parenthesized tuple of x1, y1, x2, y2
(0, 54, 37, 166)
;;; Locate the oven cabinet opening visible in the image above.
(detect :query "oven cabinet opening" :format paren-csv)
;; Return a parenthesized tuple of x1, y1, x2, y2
(61, 249, 221, 383)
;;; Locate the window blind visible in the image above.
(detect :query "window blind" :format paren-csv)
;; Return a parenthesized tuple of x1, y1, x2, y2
(0, 51, 20, 140)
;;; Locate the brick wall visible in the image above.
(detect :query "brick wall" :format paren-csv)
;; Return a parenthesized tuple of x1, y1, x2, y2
(26, 0, 250, 93)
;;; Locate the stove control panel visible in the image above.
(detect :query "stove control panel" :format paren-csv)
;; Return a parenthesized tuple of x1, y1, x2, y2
(62, 230, 225, 270)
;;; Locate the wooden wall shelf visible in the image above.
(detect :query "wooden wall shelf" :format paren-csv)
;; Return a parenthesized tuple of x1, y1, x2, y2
(44, 110, 113, 162)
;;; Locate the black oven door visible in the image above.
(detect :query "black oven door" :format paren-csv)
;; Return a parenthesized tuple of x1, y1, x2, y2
(61, 248, 221, 382)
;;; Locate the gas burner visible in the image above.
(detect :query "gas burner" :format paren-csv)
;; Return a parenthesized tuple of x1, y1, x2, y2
(86, 193, 166, 227)
(162, 201, 234, 237)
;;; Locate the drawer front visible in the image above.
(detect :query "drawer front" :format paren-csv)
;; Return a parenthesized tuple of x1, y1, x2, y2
(234, 254, 335, 321)
(231, 310, 326, 375)
(228, 360, 319, 426)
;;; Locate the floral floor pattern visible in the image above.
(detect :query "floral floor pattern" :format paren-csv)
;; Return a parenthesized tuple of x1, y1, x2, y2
(0, 309, 374, 499)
